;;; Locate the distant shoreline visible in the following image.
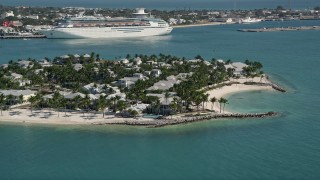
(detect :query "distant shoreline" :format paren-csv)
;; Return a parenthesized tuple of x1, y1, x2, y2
(172, 22, 234, 28)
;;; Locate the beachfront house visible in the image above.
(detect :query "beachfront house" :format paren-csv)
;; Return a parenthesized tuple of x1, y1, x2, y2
(146, 93, 176, 115)
(38, 59, 52, 67)
(115, 73, 148, 88)
(17, 60, 33, 69)
(224, 62, 248, 76)
(0, 89, 36, 102)
(133, 57, 142, 65)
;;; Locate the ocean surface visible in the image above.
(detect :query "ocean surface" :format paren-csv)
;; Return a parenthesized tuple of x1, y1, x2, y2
(1, 0, 319, 10)
(1, 20, 320, 179)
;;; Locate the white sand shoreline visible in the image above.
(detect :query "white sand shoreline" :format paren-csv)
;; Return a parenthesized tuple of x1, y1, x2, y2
(0, 76, 277, 126)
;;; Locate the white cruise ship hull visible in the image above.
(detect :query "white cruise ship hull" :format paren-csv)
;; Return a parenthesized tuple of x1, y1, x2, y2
(41, 26, 173, 39)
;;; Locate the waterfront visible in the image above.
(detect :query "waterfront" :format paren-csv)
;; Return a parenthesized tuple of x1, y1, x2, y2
(1, 20, 320, 178)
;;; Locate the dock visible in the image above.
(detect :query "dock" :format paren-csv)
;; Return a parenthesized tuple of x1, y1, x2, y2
(0, 35, 46, 39)
(238, 26, 320, 32)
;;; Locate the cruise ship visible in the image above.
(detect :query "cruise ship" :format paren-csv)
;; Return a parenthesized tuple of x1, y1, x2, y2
(40, 8, 173, 39)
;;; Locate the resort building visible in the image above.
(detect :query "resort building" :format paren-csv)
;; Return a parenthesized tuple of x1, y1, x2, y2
(224, 62, 248, 76)
(115, 73, 148, 88)
(0, 89, 36, 101)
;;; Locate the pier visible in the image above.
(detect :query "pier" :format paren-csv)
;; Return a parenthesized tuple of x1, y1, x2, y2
(0, 35, 46, 39)
(238, 26, 320, 32)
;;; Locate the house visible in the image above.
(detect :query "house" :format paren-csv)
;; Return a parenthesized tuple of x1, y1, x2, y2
(82, 83, 105, 94)
(147, 73, 191, 91)
(151, 69, 162, 77)
(116, 73, 148, 88)
(224, 62, 248, 76)
(146, 92, 177, 115)
(83, 54, 91, 59)
(106, 92, 126, 101)
(17, 60, 33, 68)
(5, 73, 30, 86)
(121, 58, 129, 64)
(82, 83, 119, 94)
(73, 63, 83, 71)
(0, 64, 8, 69)
(147, 75, 180, 91)
(38, 59, 52, 67)
(133, 57, 142, 65)
(0, 89, 36, 101)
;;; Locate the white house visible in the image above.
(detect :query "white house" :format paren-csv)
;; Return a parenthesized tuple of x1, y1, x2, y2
(0, 89, 36, 101)
(151, 69, 162, 77)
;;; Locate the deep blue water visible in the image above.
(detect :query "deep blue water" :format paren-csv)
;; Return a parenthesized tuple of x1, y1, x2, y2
(1, 20, 320, 179)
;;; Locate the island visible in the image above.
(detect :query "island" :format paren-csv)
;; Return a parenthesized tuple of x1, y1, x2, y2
(0, 53, 285, 127)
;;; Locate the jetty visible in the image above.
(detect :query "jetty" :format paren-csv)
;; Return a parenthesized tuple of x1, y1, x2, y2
(92, 112, 278, 128)
(238, 26, 320, 32)
(0, 35, 46, 39)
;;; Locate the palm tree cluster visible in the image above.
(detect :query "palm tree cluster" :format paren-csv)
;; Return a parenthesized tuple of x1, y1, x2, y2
(1, 52, 265, 116)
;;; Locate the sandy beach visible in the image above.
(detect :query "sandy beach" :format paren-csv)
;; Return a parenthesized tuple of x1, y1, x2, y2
(204, 76, 274, 113)
(0, 76, 275, 126)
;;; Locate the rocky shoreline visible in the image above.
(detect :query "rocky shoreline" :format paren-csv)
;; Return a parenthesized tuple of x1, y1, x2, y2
(92, 112, 278, 128)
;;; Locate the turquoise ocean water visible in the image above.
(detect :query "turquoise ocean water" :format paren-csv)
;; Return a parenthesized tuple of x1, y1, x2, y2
(1, 20, 320, 179)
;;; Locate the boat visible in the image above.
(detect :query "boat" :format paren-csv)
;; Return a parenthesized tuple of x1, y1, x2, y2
(40, 8, 173, 39)
(238, 17, 262, 24)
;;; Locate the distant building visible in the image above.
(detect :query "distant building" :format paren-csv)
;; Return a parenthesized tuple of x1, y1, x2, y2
(1, 11, 14, 19)
(26, 15, 39, 20)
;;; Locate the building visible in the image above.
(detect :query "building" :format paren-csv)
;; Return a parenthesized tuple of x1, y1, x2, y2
(5, 72, 31, 86)
(1, 11, 14, 19)
(224, 62, 248, 76)
(151, 69, 162, 77)
(116, 73, 148, 88)
(0, 89, 36, 101)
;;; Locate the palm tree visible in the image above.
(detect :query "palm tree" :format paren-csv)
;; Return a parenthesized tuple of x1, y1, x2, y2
(218, 97, 228, 113)
(97, 95, 110, 118)
(73, 95, 82, 110)
(6, 94, 14, 110)
(218, 97, 224, 113)
(116, 100, 127, 116)
(222, 98, 228, 113)
(18, 94, 24, 104)
(51, 91, 63, 117)
(164, 92, 170, 104)
(202, 93, 209, 111)
(28, 95, 38, 114)
(210, 97, 217, 111)
(0, 94, 4, 116)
